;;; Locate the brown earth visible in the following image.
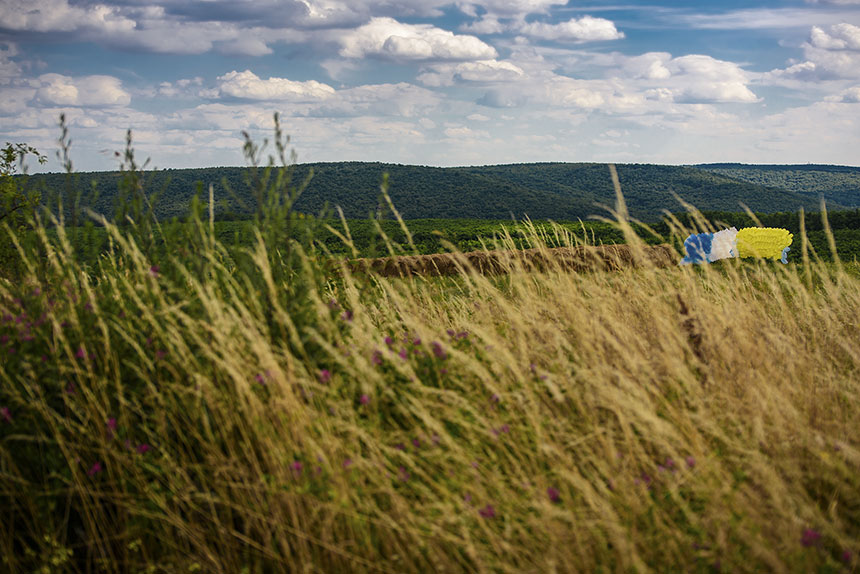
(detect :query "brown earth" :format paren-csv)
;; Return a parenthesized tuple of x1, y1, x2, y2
(337, 244, 677, 277)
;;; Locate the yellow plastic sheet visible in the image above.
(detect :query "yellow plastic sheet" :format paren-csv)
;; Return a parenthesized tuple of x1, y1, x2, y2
(736, 227, 793, 260)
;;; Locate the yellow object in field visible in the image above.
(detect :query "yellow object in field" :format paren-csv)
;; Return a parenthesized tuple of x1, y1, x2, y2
(736, 227, 793, 260)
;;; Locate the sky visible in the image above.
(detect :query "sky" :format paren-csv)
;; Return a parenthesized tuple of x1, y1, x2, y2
(1, 0, 859, 172)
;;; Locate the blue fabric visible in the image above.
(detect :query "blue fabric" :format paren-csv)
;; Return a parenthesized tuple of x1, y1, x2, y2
(680, 233, 714, 265)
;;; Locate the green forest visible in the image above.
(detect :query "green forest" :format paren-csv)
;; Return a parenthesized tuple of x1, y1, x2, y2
(18, 161, 851, 224)
(697, 163, 860, 206)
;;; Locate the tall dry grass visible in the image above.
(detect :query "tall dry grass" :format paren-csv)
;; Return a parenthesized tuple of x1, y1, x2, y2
(1, 167, 859, 573)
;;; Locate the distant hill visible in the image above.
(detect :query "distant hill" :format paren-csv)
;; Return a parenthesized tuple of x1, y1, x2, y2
(19, 162, 840, 223)
(696, 163, 860, 208)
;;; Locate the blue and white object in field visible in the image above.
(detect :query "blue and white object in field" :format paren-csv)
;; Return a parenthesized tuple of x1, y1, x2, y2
(680, 227, 739, 264)
(680, 227, 793, 265)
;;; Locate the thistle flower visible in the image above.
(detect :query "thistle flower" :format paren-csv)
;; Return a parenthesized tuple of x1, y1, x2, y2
(87, 462, 103, 476)
(359, 394, 370, 405)
(801, 529, 821, 547)
(431, 341, 446, 359)
(75, 346, 87, 360)
(149, 265, 160, 277)
(291, 461, 303, 473)
(479, 504, 495, 518)
(547, 487, 561, 503)
(318, 369, 331, 384)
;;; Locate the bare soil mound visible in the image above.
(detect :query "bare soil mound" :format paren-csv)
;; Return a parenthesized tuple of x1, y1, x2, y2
(341, 244, 677, 277)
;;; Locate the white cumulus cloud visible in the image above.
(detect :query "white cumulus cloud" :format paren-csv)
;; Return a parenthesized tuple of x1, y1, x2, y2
(665, 55, 759, 103)
(418, 59, 525, 86)
(764, 23, 860, 84)
(339, 17, 497, 61)
(34, 74, 131, 107)
(211, 70, 336, 101)
(518, 16, 624, 43)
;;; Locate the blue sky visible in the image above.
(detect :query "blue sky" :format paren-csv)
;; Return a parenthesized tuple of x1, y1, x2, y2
(1, 0, 859, 172)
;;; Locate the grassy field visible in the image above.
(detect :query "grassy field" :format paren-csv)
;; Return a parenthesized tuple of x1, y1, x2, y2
(2, 162, 859, 573)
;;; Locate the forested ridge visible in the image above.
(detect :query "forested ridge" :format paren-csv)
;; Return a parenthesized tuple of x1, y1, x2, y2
(18, 162, 846, 223)
(697, 163, 860, 207)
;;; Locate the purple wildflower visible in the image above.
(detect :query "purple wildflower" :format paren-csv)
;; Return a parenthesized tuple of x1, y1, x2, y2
(107, 418, 117, 437)
(479, 504, 496, 518)
(1, 407, 11, 423)
(384, 335, 394, 346)
(136, 444, 152, 454)
(446, 329, 456, 338)
(431, 341, 447, 359)
(155, 350, 166, 360)
(371, 350, 383, 366)
(413, 337, 421, 346)
(686, 456, 696, 469)
(318, 369, 331, 384)
(398, 348, 408, 360)
(360, 394, 370, 405)
(547, 487, 561, 503)
(412, 438, 421, 448)
(255, 373, 266, 385)
(291, 461, 303, 473)
(149, 265, 160, 277)
(75, 346, 87, 360)
(801, 529, 821, 547)
(343, 458, 353, 469)
(457, 331, 468, 339)
(340, 310, 353, 322)
(464, 493, 472, 504)
(395, 443, 406, 451)
(398, 466, 410, 481)
(842, 550, 852, 564)
(87, 462, 103, 476)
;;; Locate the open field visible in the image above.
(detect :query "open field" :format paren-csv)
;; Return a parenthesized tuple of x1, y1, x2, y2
(2, 175, 860, 572)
